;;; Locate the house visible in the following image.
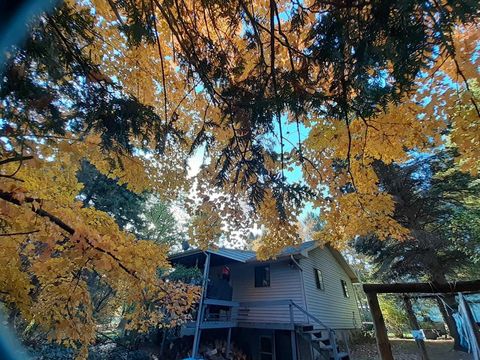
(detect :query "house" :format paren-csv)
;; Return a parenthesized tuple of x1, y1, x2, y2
(168, 241, 361, 360)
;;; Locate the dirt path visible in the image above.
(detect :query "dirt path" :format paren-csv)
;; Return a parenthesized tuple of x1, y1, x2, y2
(350, 339, 473, 360)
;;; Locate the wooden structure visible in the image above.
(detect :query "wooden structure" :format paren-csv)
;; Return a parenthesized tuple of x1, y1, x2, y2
(169, 241, 361, 360)
(362, 280, 480, 360)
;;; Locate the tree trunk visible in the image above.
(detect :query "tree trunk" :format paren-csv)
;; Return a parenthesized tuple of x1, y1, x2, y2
(427, 249, 463, 350)
(159, 328, 167, 357)
(403, 296, 429, 360)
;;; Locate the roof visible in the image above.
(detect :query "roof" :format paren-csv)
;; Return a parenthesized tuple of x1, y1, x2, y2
(168, 240, 359, 282)
(211, 248, 256, 262)
(276, 240, 318, 257)
(168, 247, 256, 267)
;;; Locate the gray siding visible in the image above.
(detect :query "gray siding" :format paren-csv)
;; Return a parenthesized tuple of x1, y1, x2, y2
(230, 261, 307, 324)
(300, 247, 361, 329)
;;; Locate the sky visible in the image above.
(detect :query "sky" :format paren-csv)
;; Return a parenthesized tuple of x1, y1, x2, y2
(171, 113, 318, 249)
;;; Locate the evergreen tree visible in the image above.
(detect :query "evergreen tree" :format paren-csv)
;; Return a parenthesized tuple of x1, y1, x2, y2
(354, 151, 480, 348)
(77, 161, 146, 232)
(77, 161, 183, 245)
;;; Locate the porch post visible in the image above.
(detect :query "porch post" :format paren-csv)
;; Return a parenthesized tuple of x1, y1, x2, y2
(290, 330, 298, 360)
(192, 252, 211, 358)
(365, 291, 394, 360)
(226, 327, 232, 359)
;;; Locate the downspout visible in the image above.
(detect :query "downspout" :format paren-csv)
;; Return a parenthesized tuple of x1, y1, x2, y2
(192, 252, 211, 358)
(289, 254, 301, 270)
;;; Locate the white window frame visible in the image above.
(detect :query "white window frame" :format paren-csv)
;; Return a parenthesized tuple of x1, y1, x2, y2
(314, 268, 325, 291)
(341, 279, 350, 298)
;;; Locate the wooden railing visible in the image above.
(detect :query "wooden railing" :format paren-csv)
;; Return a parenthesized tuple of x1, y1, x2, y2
(237, 299, 330, 329)
(198, 298, 240, 328)
(199, 298, 333, 333)
(290, 301, 329, 329)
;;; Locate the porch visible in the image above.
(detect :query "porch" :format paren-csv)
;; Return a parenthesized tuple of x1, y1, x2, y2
(180, 298, 320, 336)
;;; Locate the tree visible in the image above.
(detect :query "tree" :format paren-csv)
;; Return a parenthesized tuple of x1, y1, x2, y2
(1, 0, 480, 355)
(378, 296, 410, 338)
(2, 0, 479, 256)
(78, 162, 183, 245)
(0, 6, 197, 354)
(354, 152, 480, 281)
(140, 195, 182, 246)
(77, 160, 146, 232)
(76, 162, 189, 346)
(354, 151, 480, 348)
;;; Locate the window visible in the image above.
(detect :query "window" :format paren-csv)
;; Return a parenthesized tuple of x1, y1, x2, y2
(341, 279, 350, 298)
(259, 335, 274, 360)
(255, 265, 270, 287)
(314, 268, 325, 290)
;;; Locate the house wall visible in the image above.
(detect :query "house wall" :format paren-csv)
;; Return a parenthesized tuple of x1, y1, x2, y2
(229, 260, 307, 324)
(299, 247, 362, 330)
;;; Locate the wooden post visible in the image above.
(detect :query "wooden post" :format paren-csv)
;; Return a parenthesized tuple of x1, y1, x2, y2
(403, 296, 429, 360)
(363, 280, 480, 294)
(226, 327, 232, 359)
(192, 252, 211, 359)
(365, 292, 394, 360)
(291, 330, 298, 360)
(329, 330, 339, 359)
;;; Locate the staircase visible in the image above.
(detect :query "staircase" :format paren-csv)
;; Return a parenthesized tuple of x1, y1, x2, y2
(297, 326, 349, 360)
(290, 302, 350, 360)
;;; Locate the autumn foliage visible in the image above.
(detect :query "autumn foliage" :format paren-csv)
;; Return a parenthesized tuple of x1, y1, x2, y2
(0, 0, 479, 357)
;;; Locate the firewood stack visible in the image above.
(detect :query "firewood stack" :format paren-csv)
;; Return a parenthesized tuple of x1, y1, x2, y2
(199, 339, 247, 360)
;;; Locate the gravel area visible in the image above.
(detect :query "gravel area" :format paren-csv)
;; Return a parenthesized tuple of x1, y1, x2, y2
(350, 339, 473, 360)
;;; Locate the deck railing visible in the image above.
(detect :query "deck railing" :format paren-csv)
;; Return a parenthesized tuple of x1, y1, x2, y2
(194, 298, 240, 329)
(196, 298, 334, 336)
(237, 299, 330, 329)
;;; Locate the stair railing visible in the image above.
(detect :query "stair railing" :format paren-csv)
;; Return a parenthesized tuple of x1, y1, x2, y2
(289, 301, 329, 329)
(289, 301, 341, 359)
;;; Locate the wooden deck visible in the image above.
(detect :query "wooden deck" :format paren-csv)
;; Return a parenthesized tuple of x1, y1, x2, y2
(181, 297, 327, 335)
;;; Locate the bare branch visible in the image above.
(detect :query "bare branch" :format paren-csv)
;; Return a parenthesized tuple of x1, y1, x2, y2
(0, 230, 39, 237)
(0, 155, 33, 166)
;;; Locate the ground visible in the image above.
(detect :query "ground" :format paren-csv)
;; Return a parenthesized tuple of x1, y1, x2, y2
(350, 339, 473, 360)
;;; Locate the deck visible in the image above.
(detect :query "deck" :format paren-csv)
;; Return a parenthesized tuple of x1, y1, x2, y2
(180, 298, 325, 336)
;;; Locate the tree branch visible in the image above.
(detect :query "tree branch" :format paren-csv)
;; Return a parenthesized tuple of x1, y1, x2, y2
(0, 191, 138, 279)
(0, 155, 33, 166)
(0, 230, 39, 237)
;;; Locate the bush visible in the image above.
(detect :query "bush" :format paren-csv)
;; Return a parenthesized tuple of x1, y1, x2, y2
(167, 265, 202, 284)
(379, 295, 409, 337)
(350, 329, 376, 345)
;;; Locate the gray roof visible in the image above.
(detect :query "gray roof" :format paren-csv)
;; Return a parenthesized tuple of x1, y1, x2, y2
(210, 247, 257, 262)
(276, 240, 317, 257)
(168, 240, 358, 282)
(168, 241, 315, 264)
(168, 247, 256, 263)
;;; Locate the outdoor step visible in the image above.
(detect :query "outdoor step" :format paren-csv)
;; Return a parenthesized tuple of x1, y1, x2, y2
(300, 324, 314, 332)
(310, 336, 330, 342)
(303, 329, 326, 334)
(318, 344, 333, 350)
